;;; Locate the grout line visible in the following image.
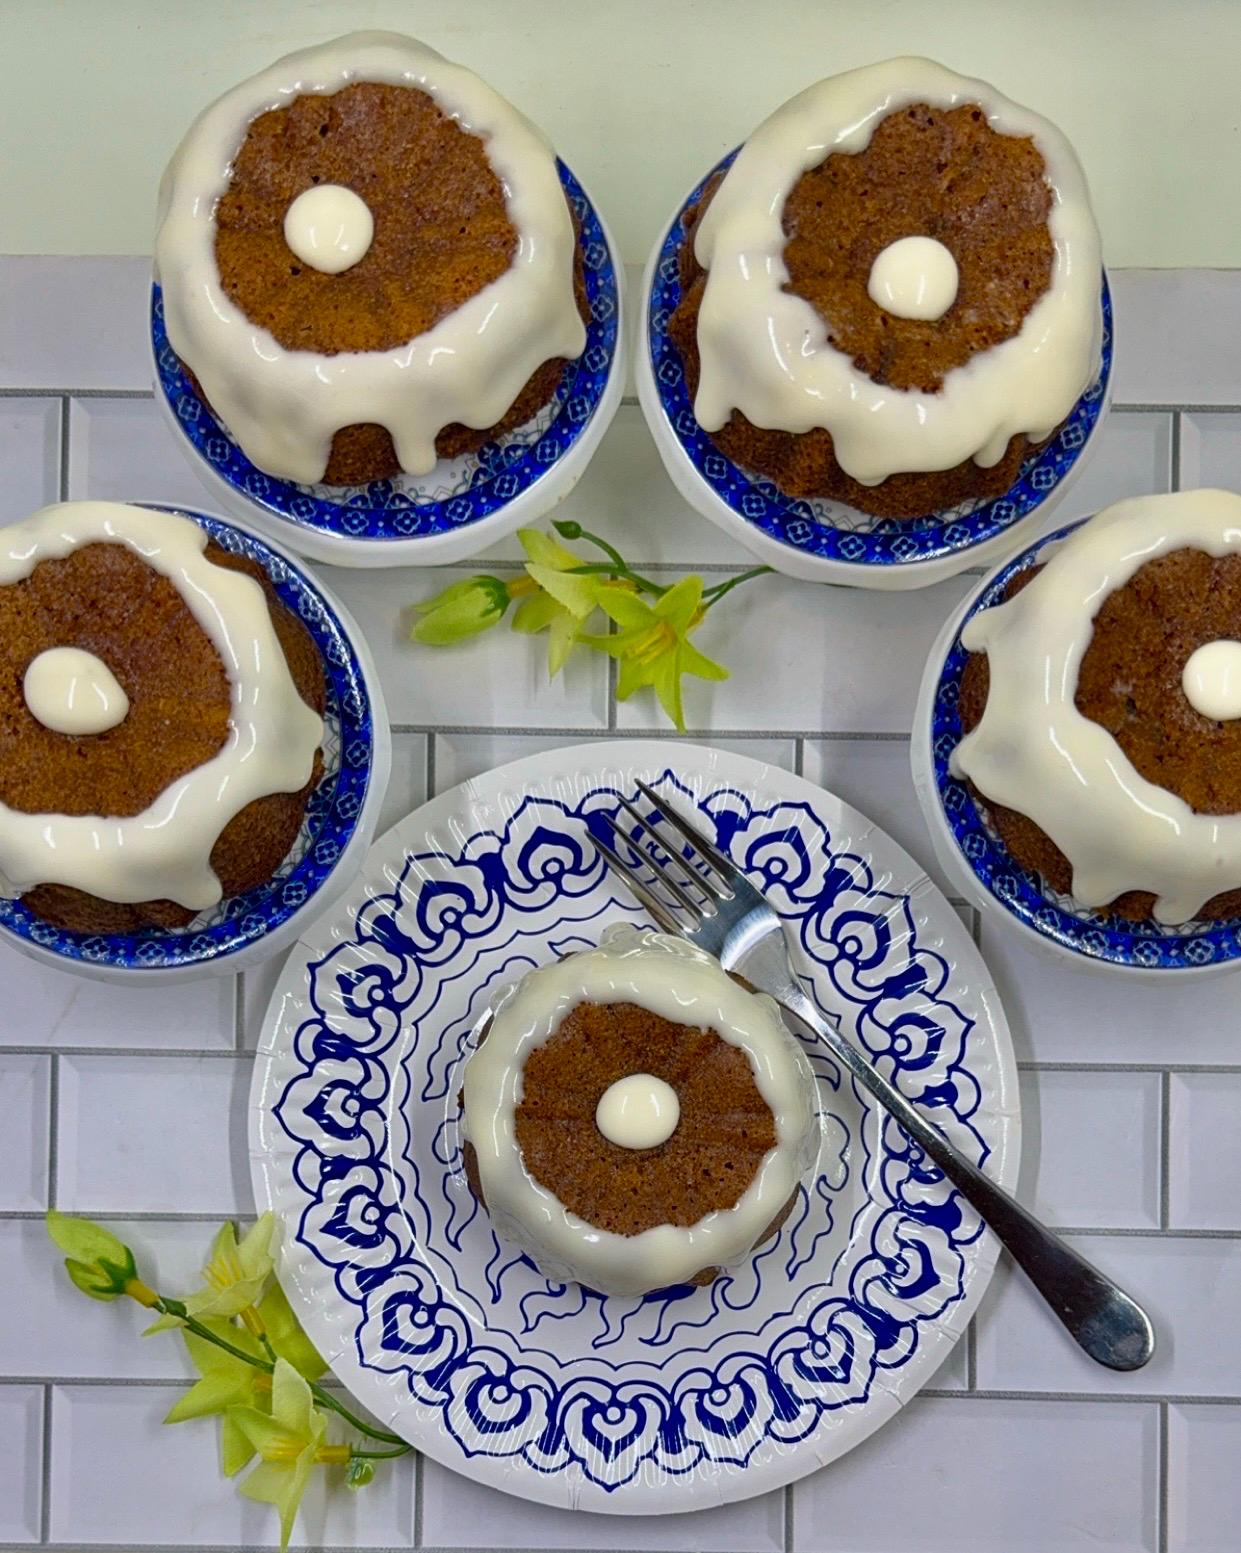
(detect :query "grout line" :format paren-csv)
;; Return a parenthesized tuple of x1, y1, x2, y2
(414, 1449, 425, 1548)
(783, 1479, 795, 1553)
(793, 735, 805, 777)
(0, 1045, 253, 1060)
(39, 1381, 53, 1543)
(46, 1054, 59, 1211)
(233, 974, 246, 1052)
(966, 1322, 977, 1390)
(606, 614, 618, 730)
(386, 722, 913, 741)
(1, 1209, 250, 1225)
(1158, 1400, 1170, 1553)
(425, 733, 437, 801)
(1160, 1071, 1172, 1230)
(57, 396, 70, 501)
(1170, 409, 1183, 490)
(0, 385, 154, 399)
(1016, 1060, 1241, 1075)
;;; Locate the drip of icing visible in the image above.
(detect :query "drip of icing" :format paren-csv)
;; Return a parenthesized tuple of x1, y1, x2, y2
(24, 647, 129, 735)
(1183, 640, 1241, 721)
(283, 184, 374, 274)
(595, 1073, 680, 1149)
(461, 924, 818, 1296)
(868, 235, 959, 321)
(0, 502, 323, 909)
(951, 489, 1241, 924)
(692, 56, 1102, 485)
(155, 31, 586, 485)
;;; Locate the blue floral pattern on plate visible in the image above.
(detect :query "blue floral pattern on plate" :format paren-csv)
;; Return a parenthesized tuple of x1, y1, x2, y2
(152, 162, 619, 545)
(647, 148, 1112, 569)
(252, 747, 1017, 1508)
(929, 519, 1241, 970)
(0, 506, 377, 973)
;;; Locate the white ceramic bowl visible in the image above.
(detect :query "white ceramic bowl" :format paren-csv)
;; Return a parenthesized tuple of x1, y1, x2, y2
(0, 503, 391, 984)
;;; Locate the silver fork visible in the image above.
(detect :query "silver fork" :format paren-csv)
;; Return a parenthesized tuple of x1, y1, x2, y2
(590, 778, 1155, 1373)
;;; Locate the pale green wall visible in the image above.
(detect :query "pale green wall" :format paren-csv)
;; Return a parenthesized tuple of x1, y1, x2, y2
(0, 0, 1235, 265)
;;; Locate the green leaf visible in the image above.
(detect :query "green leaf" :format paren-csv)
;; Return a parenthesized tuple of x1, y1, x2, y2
(260, 1283, 326, 1382)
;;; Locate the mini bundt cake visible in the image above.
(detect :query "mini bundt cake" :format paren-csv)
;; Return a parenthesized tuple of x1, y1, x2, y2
(0, 502, 325, 935)
(669, 57, 1103, 519)
(953, 490, 1241, 925)
(459, 926, 818, 1296)
(155, 31, 589, 487)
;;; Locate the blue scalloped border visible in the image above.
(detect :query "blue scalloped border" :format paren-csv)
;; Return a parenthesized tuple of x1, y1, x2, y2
(929, 520, 1241, 970)
(0, 507, 377, 972)
(647, 147, 1112, 568)
(152, 161, 619, 543)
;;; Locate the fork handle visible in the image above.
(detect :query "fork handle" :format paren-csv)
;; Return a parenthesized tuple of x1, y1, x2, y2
(775, 982, 1155, 1372)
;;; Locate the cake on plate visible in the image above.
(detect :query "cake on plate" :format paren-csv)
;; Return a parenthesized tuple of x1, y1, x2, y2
(0, 502, 325, 934)
(459, 926, 818, 1296)
(953, 489, 1241, 925)
(155, 31, 589, 487)
(668, 56, 1103, 518)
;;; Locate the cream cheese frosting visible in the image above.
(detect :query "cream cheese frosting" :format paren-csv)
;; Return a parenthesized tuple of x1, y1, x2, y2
(691, 56, 1102, 486)
(461, 925, 818, 1296)
(155, 31, 587, 485)
(0, 503, 323, 910)
(951, 490, 1241, 924)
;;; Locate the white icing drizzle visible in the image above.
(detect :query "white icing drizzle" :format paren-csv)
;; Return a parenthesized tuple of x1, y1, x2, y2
(951, 489, 1241, 924)
(461, 925, 818, 1296)
(24, 647, 129, 736)
(691, 56, 1102, 485)
(1183, 640, 1241, 721)
(155, 31, 586, 485)
(868, 235, 959, 321)
(0, 502, 323, 910)
(283, 184, 374, 274)
(595, 1073, 680, 1150)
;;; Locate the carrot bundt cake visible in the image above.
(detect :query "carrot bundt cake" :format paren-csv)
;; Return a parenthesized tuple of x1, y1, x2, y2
(953, 490, 1241, 925)
(0, 502, 324, 934)
(669, 57, 1103, 518)
(459, 926, 818, 1296)
(155, 31, 588, 487)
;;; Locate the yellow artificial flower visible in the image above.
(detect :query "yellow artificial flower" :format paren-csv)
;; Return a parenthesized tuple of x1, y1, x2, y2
(148, 1216, 277, 1335)
(231, 1360, 349, 1550)
(46, 1211, 154, 1305)
(582, 576, 728, 730)
(164, 1319, 271, 1477)
(510, 528, 603, 676)
(410, 576, 510, 645)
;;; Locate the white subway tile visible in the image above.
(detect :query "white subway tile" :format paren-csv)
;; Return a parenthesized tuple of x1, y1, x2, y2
(978, 919, 1241, 1065)
(0, 256, 151, 390)
(320, 564, 609, 730)
(1167, 1403, 1241, 1553)
(615, 572, 972, 734)
(1038, 409, 1172, 533)
(1168, 1073, 1241, 1230)
(433, 730, 797, 795)
(1, 1217, 210, 1380)
(0, 1053, 50, 1210)
(66, 393, 206, 508)
(419, 1457, 783, 1550)
(379, 730, 429, 837)
(57, 1054, 253, 1215)
(1020, 1068, 1161, 1229)
(1179, 410, 1241, 489)
(0, 1384, 42, 1542)
(49, 1383, 415, 1546)
(0, 396, 60, 523)
(1110, 270, 1241, 408)
(975, 1235, 1241, 1397)
(792, 1394, 1157, 1553)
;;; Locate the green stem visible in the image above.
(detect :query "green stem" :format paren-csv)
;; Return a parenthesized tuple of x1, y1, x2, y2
(350, 1445, 413, 1460)
(702, 566, 773, 606)
(565, 562, 665, 596)
(156, 1298, 407, 1448)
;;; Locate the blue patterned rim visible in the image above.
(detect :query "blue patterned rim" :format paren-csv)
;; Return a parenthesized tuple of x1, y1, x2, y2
(647, 148, 1112, 568)
(930, 519, 1241, 971)
(152, 161, 619, 545)
(0, 507, 377, 972)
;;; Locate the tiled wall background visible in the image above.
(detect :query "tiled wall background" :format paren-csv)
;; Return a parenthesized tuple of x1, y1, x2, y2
(1, 260, 1239, 1552)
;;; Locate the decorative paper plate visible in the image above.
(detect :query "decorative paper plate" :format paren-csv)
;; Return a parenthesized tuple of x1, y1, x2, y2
(250, 740, 1019, 1511)
(152, 161, 624, 569)
(913, 519, 1241, 978)
(0, 503, 390, 984)
(637, 148, 1113, 591)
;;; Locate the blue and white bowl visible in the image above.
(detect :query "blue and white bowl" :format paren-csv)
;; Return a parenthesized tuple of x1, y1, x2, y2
(152, 162, 625, 570)
(912, 519, 1241, 978)
(0, 505, 391, 984)
(638, 149, 1113, 591)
